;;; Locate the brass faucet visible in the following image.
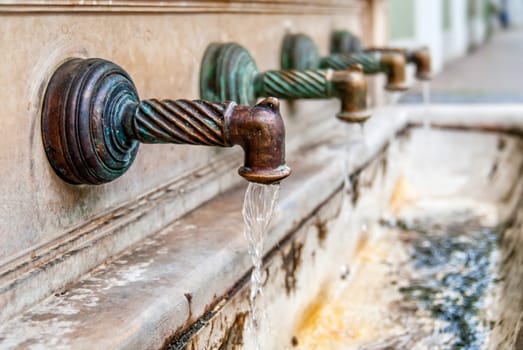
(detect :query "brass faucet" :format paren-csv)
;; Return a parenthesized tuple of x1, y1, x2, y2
(200, 43, 371, 123)
(41, 58, 291, 185)
(330, 30, 432, 81)
(281, 33, 409, 92)
(367, 47, 430, 81)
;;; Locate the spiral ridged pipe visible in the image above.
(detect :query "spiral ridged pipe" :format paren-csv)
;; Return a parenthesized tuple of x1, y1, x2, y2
(132, 99, 230, 146)
(42, 57, 291, 185)
(320, 53, 382, 74)
(259, 70, 333, 100)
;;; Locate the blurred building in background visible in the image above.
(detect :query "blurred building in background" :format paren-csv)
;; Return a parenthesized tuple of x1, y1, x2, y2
(388, 0, 523, 75)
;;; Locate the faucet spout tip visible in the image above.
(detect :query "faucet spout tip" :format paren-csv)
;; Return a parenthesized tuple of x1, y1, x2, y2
(238, 165, 292, 185)
(331, 68, 371, 123)
(349, 63, 364, 74)
(416, 72, 432, 81)
(257, 97, 280, 111)
(242, 97, 290, 184)
(227, 97, 291, 185)
(385, 83, 410, 92)
(411, 47, 432, 81)
(336, 109, 372, 123)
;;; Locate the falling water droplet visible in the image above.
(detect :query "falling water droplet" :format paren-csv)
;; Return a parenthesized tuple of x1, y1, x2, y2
(388, 91, 402, 105)
(242, 182, 280, 350)
(342, 123, 367, 195)
(343, 125, 353, 194)
(343, 123, 367, 194)
(359, 122, 366, 140)
(421, 81, 433, 174)
(340, 264, 351, 280)
(422, 81, 432, 133)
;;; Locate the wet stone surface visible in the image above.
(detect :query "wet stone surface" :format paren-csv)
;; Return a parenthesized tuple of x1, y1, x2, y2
(386, 216, 501, 350)
(293, 208, 507, 350)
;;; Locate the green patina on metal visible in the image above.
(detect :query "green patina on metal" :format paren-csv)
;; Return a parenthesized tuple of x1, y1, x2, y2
(201, 43, 338, 103)
(329, 30, 362, 55)
(261, 70, 333, 100)
(281, 33, 322, 70)
(388, 218, 501, 349)
(319, 53, 384, 74)
(280, 33, 408, 91)
(281, 33, 381, 74)
(42, 57, 291, 185)
(199, 42, 371, 123)
(200, 43, 258, 105)
(329, 30, 432, 81)
(41, 58, 141, 184)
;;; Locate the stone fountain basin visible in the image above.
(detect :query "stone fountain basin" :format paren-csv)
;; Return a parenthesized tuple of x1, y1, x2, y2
(1, 104, 523, 349)
(223, 105, 523, 350)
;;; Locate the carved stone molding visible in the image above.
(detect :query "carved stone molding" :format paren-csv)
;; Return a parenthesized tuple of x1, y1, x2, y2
(0, 0, 365, 14)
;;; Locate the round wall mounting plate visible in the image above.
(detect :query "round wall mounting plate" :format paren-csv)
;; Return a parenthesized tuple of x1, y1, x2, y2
(199, 43, 259, 106)
(41, 58, 140, 185)
(280, 33, 321, 70)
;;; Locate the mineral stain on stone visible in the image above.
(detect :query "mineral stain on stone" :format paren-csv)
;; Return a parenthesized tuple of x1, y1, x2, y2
(217, 312, 247, 350)
(282, 241, 303, 295)
(392, 218, 501, 349)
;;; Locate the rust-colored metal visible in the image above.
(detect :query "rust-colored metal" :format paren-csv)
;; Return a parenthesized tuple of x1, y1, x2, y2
(225, 98, 291, 184)
(379, 53, 409, 91)
(317, 52, 409, 92)
(330, 64, 370, 123)
(200, 43, 371, 124)
(409, 48, 432, 80)
(365, 47, 432, 80)
(41, 58, 290, 185)
(328, 30, 432, 81)
(260, 68, 370, 123)
(329, 30, 362, 56)
(281, 33, 409, 92)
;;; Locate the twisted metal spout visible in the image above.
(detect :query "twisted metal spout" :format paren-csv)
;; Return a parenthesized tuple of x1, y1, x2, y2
(227, 98, 290, 183)
(409, 48, 432, 80)
(200, 43, 370, 123)
(281, 33, 409, 92)
(360, 47, 431, 81)
(41, 58, 290, 185)
(329, 30, 432, 81)
(318, 52, 408, 91)
(259, 66, 369, 122)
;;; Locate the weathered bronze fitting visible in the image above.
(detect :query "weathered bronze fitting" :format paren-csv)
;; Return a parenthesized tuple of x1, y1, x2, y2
(330, 64, 370, 123)
(200, 43, 371, 123)
(281, 33, 322, 71)
(281, 33, 409, 92)
(362, 48, 432, 81)
(363, 47, 407, 56)
(409, 47, 432, 80)
(41, 58, 290, 185)
(329, 30, 363, 55)
(330, 30, 432, 81)
(379, 52, 410, 91)
(226, 97, 291, 184)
